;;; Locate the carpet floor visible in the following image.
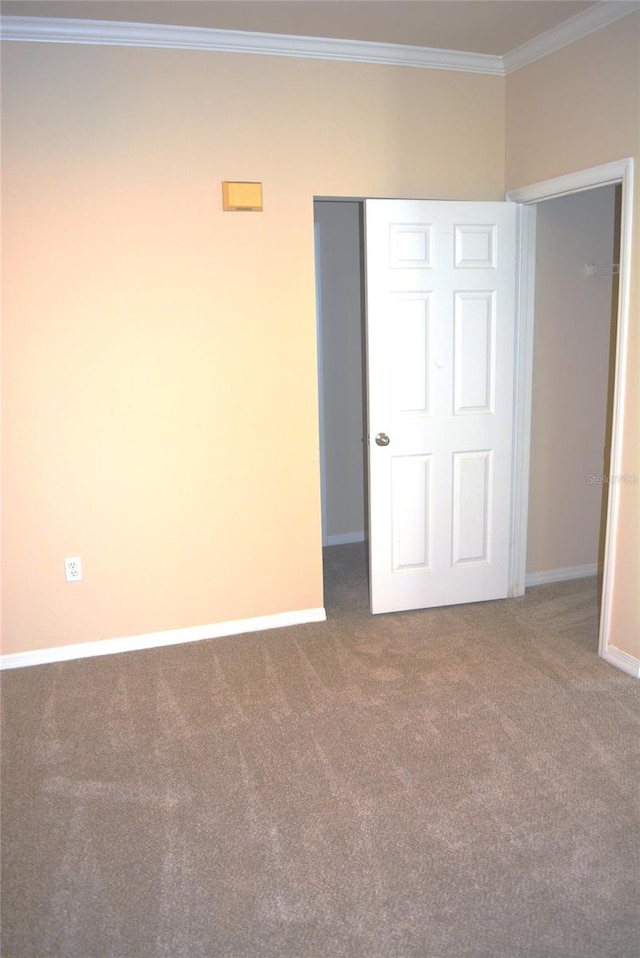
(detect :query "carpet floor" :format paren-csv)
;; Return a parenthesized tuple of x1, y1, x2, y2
(1, 543, 639, 958)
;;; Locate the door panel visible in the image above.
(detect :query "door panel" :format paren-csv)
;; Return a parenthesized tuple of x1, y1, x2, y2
(452, 450, 492, 564)
(391, 455, 432, 570)
(454, 291, 495, 414)
(391, 295, 431, 414)
(365, 200, 517, 614)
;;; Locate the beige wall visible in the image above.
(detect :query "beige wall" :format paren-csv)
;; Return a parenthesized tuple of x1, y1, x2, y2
(506, 12, 640, 658)
(1, 42, 505, 654)
(527, 186, 618, 575)
(3, 13, 638, 662)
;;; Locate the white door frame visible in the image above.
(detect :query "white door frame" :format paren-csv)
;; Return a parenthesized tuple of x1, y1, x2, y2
(507, 157, 636, 674)
(314, 217, 329, 546)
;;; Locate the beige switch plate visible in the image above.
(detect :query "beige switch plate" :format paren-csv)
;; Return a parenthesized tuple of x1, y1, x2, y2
(222, 181, 263, 211)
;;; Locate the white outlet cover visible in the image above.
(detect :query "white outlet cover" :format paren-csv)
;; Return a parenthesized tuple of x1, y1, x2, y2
(64, 556, 82, 582)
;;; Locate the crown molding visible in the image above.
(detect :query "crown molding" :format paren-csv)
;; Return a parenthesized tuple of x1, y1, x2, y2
(0, 16, 503, 74)
(2, 2, 639, 76)
(504, 0, 640, 73)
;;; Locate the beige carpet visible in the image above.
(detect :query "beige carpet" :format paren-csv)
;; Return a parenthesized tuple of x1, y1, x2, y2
(2, 544, 639, 957)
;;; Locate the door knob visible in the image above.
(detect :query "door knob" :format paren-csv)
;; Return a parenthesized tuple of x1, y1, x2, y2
(375, 432, 390, 447)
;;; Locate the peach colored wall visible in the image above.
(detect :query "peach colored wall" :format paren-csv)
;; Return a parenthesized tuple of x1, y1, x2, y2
(1, 43, 505, 655)
(506, 12, 640, 659)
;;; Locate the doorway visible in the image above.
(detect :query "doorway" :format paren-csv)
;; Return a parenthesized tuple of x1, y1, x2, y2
(314, 199, 366, 549)
(508, 158, 634, 673)
(525, 185, 621, 591)
(315, 167, 628, 665)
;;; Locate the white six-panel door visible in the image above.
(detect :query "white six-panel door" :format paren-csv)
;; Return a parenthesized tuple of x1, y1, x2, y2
(364, 200, 517, 613)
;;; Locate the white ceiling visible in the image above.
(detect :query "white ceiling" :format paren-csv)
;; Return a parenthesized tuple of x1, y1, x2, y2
(1, 1, 608, 57)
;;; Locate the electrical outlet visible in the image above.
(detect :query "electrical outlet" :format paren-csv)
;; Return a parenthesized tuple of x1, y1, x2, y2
(64, 556, 82, 582)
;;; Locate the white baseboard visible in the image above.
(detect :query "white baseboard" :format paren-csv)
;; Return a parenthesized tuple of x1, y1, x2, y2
(525, 564, 598, 587)
(324, 532, 365, 546)
(601, 644, 640, 678)
(0, 607, 327, 671)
